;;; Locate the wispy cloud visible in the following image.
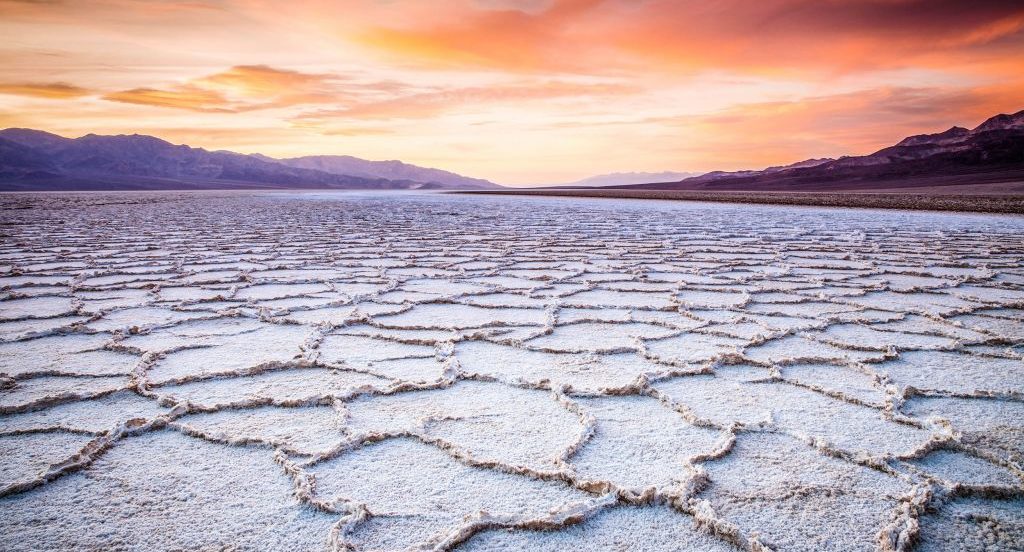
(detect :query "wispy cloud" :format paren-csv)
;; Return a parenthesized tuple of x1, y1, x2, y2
(0, 82, 91, 99)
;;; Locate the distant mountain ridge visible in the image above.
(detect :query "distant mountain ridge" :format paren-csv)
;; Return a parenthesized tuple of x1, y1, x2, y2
(614, 109, 1024, 192)
(549, 171, 702, 188)
(0, 129, 501, 191)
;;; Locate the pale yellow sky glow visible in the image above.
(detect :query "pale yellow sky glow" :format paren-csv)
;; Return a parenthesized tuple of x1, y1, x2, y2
(1, 0, 1023, 185)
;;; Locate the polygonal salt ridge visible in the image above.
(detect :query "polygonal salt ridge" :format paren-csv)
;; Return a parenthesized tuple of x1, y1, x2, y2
(949, 311, 1024, 342)
(0, 375, 132, 415)
(84, 305, 214, 333)
(0, 332, 136, 378)
(0, 296, 76, 321)
(338, 380, 585, 472)
(949, 284, 1024, 305)
(171, 404, 347, 456)
(0, 430, 339, 551)
(569, 394, 727, 494)
(0, 389, 169, 434)
(458, 504, 742, 552)
(523, 321, 678, 355)
(877, 350, 1024, 398)
(373, 302, 549, 330)
(307, 436, 598, 551)
(696, 432, 914, 552)
(558, 289, 678, 310)
(115, 317, 268, 354)
(806, 323, 961, 352)
(0, 431, 98, 490)
(643, 331, 750, 368)
(152, 364, 392, 411)
(913, 495, 1024, 552)
(144, 323, 313, 385)
(742, 333, 891, 366)
(844, 290, 985, 317)
(232, 282, 335, 302)
(0, 315, 89, 342)
(454, 340, 703, 395)
(902, 395, 1024, 467)
(776, 362, 892, 409)
(652, 370, 938, 459)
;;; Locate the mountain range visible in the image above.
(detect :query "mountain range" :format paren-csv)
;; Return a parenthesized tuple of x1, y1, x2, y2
(607, 109, 1024, 192)
(2, 109, 1023, 193)
(0, 129, 501, 191)
(546, 171, 703, 188)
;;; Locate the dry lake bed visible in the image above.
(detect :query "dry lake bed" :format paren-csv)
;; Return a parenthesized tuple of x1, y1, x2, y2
(1, 191, 1023, 551)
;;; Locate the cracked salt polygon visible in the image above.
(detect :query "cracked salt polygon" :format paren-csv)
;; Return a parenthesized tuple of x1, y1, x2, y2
(0, 430, 337, 551)
(906, 449, 1020, 488)
(86, 306, 208, 332)
(698, 432, 910, 552)
(0, 390, 168, 433)
(455, 341, 674, 392)
(310, 437, 588, 550)
(156, 366, 387, 407)
(743, 334, 887, 364)
(461, 292, 551, 308)
(949, 313, 1024, 340)
(460, 505, 739, 551)
(174, 405, 345, 455)
(234, 282, 332, 301)
(915, 497, 1024, 551)
(951, 284, 1024, 303)
(1, 375, 130, 413)
(874, 314, 990, 341)
(810, 323, 958, 351)
(146, 324, 310, 384)
(655, 374, 932, 456)
(903, 396, 1024, 466)
(877, 351, 1024, 395)
(675, 289, 748, 309)
(344, 380, 581, 471)
(156, 285, 231, 302)
(571, 395, 721, 490)
(557, 307, 632, 324)
(119, 317, 266, 352)
(0, 315, 88, 340)
(319, 334, 435, 364)
(375, 303, 547, 329)
(644, 332, 747, 364)
(0, 333, 136, 377)
(561, 289, 675, 309)
(0, 431, 96, 489)
(847, 291, 981, 316)
(0, 296, 75, 320)
(524, 322, 675, 353)
(779, 363, 888, 406)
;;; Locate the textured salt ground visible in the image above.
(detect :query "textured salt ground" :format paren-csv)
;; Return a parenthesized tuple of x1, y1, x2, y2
(0, 191, 1023, 551)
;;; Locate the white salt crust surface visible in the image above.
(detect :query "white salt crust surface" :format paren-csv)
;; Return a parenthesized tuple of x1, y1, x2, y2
(0, 191, 1022, 551)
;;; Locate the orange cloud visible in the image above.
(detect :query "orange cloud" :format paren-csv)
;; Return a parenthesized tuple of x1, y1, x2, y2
(103, 85, 235, 112)
(296, 81, 637, 122)
(354, 0, 1024, 75)
(101, 65, 363, 112)
(0, 82, 91, 99)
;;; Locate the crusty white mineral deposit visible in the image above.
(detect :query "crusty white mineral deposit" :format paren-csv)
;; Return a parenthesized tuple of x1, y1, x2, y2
(1, 191, 1022, 551)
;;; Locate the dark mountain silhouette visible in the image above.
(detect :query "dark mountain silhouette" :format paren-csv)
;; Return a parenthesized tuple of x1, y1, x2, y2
(609, 109, 1024, 192)
(0, 129, 500, 191)
(273, 155, 498, 190)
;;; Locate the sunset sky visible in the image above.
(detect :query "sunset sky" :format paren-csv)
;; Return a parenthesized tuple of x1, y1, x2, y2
(2, 0, 1023, 185)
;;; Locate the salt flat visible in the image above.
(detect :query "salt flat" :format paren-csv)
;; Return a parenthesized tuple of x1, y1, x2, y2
(0, 191, 1023, 551)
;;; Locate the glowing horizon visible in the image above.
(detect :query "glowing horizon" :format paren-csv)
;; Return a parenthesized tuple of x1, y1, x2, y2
(1, 0, 1023, 186)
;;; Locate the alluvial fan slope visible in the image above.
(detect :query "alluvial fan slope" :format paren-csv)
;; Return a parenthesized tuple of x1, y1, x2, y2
(0, 191, 1023, 551)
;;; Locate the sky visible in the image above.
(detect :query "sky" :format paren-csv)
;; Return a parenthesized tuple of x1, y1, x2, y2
(1, 0, 1023, 186)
